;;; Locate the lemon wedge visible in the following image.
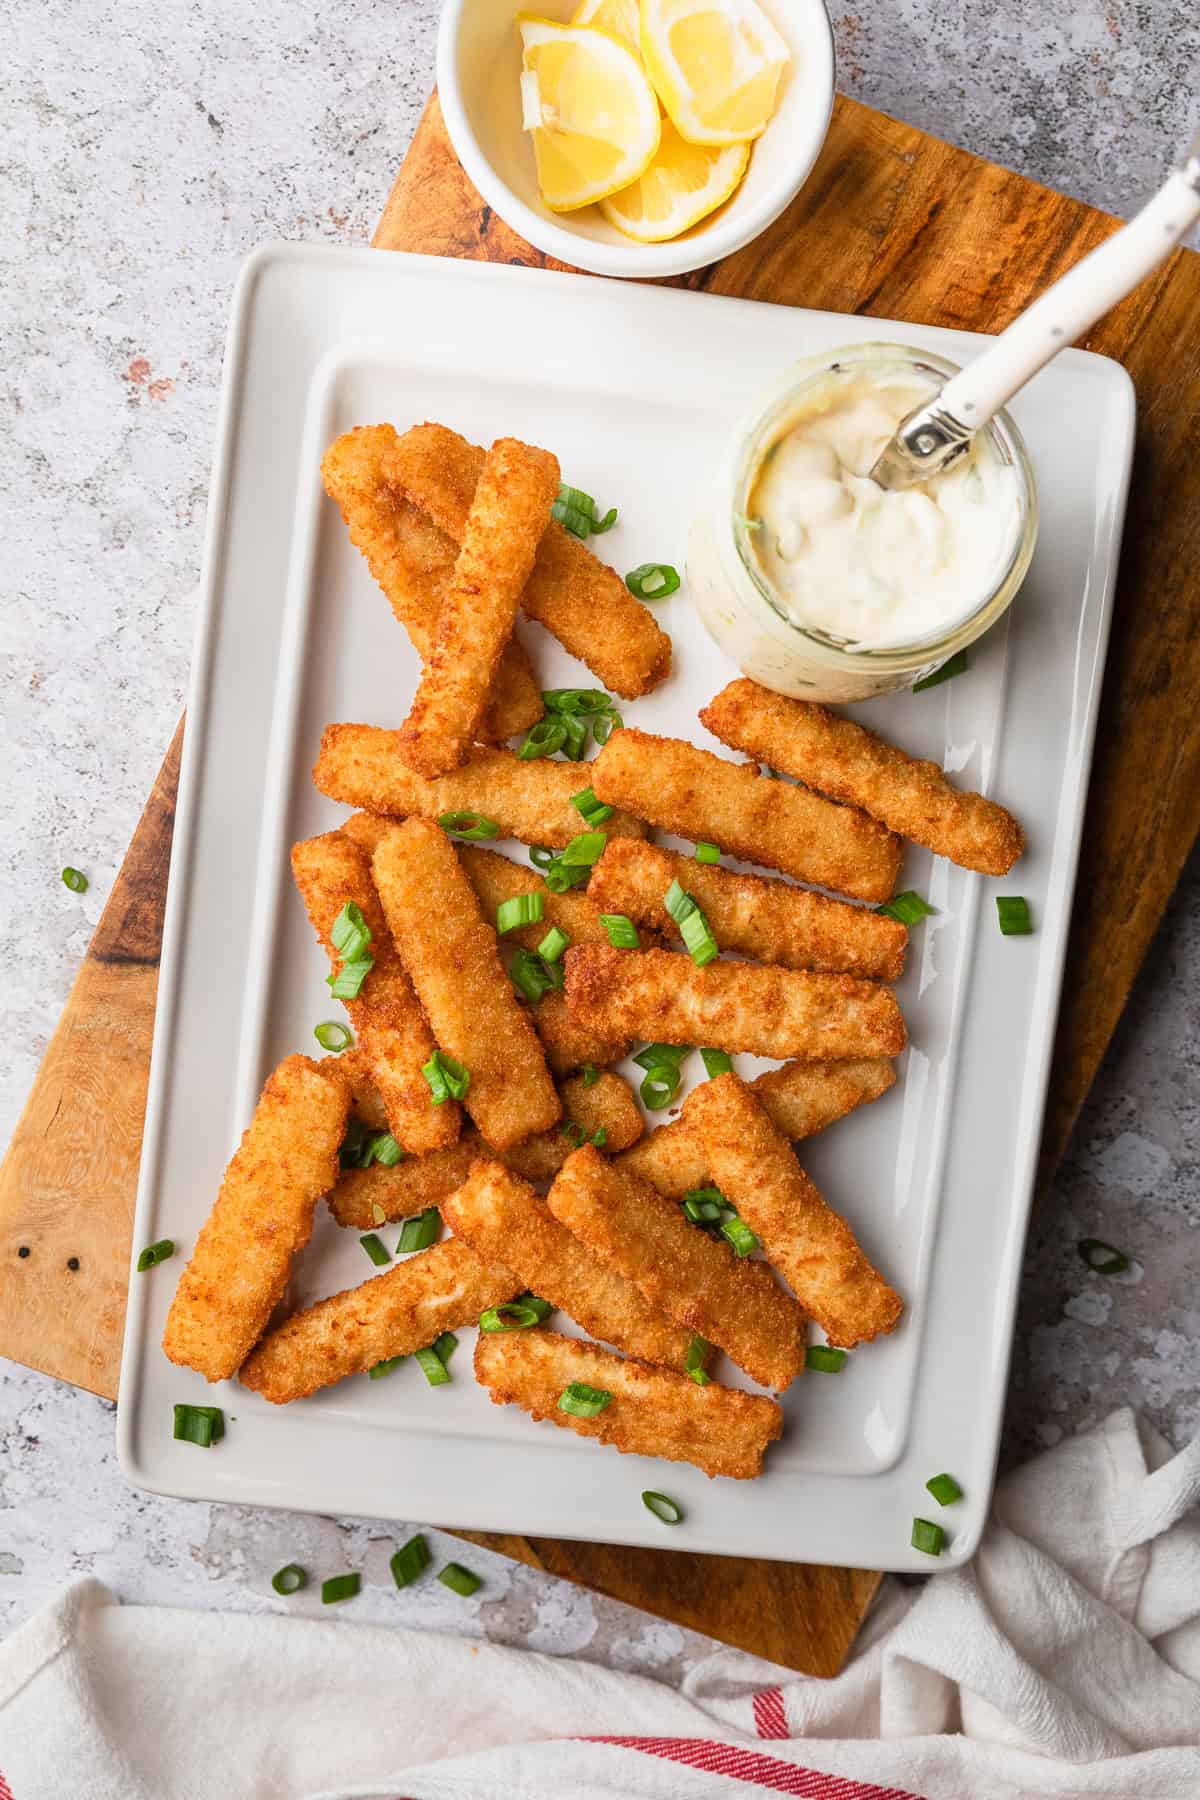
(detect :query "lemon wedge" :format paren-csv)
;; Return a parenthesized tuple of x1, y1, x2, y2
(639, 0, 789, 145)
(600, 118, 749, 239)
(570, 0, 642, 56)
(518, 15, 661, 211)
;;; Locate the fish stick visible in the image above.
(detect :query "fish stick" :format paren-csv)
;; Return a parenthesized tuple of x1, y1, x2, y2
(498, 1071, 643, 1181)
(397, 438, 560, 778)
(386, 422, 672, 699)
(589, 839, 906, 980)
(239, 1238, 519, 1404)
(163, 1055, 350, 1382)
(372, 818, 561, 1149)
(444, 1159, 699, 1369)
(314, 732, 647, 849)
(701, 680, 1025, 876)
(458, 843, 656, 952)
(565, 945, 907, 1062)
(336, 1045, 390, 1130)
(592, 728, 901, 902)
(618, 1057, 896, 1198)
(327, 1140, 478, 1230)
(291, 831, 459, 1154)
(547, 1145, 805, 1391)
(320, 425, 542, 742)
(684, 1074, 903, 1346)
(528, 987, 634, 1078)
(475, 1330, 781, 1479)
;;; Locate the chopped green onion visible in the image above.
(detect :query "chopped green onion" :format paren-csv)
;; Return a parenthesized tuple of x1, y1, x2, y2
(679, 908, 718, 966)
(327, 958, 373, 999)
(314, 1020, 353, 1053)
(543, 857, 590, 894)
(529, 845, 556, 870)
(518, 717, 568, 761)
(521, 1292, 554, 1321)
(136, 1239, 175, 1272)
(877, 890, 935, 925)
(415, 1344, 451, 1387)
(438, 811, 500, 841)
(397, 1207, 441, 1253)
(543, 687, 616, 716)
(321, 1573, 361, 1604)
(911, 1518, 945, 1556)
(591, 709, 622, 745)
(683, 1192, 724, 1224)
(372, 1134, 404, 1167)
(61, 866, 88, 893)
(331, 901, 369, 958)
(561, 830, 607, 868)
(624, 562, 681, 601)
(912, 650, 968, 692)
(695, 842, 720, 864)
(591, 1125, 607, 1148)
(359, 1232, 391, 1267)
(640, 1065, 682, 1110)
(558, 711, 589, 760)
(510, 948, 558, 1004)
(372, 1202, 386, 1224)
(368, 1355, 405, 1379)
(1077, 1237, 1130, 1275)
(805, 1344, 848, 1373)
(558, 1381, 612, 1418)
(926, 1472, 963, 1506)
(390, 1534, 431, 1588)
(497, 893, 544, 935)
(339, 1120, 405, 1170)
(685, 1184, 725, 1208)
(632, 1043, 690, 1072)
(538, 925, 570, 964)
(599, 913, 639, 949)
(271, 1562, 307, 1595)
(721, 1214, 758, 1257)
(571, 784, 614, 827)
(422, 1050, 470, 1103)
(642, 1490, 683, 1524)
(438, 1561, 482, 1596)
(552, 485, 617, 539)
(700, 1048, 732, 1077)
(561, 1119, 586, 1147)
(480, 1300, 544, 1332)
(997, 896, 1033, 936)
(685, 1335, 710, 1383)
(433, 1330, 458, 1364)
(173, 1403, 224, 1448)
(580, 1063, 599, 1087)
(664, 878, 692, 922)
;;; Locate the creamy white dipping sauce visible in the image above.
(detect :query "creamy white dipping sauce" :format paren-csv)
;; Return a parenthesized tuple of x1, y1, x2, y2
(746, 375, 1023, 651)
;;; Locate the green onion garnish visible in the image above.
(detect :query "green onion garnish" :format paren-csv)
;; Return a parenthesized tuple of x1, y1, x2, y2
(438, 811, 500, 841)
(538, 925, 570, 964)
(397, 1207, 441, 1253)
(415, 1344, 451, 1387)
(331, 901, 368, 957)
(543, 688, 616, 716)
(624, 562, 681, 601)
(721, 1214, 758, 1257)
(632, 1043, 690, 1072)
(328, 959, 373, 999)
(561, 831, 607, 868)
(877, 890, 935, 925)
(591, 1126, 607, 1148)
(997, 896, 1033, 936)
(422, 1050, 470, 1103)
(558, 711, 589, 760)
(510, 948, 558, 1004)
(695, 842, 720, 864)
(599, 913, 639, 949)
(271, 1562, 306, 1595)
(173, 1403, 224, 1448)
(518, 717, 568, 761)
(911, 1518, 945, 1556)
(699, 1048, 732, 1077)
(479, 1300, 544, 1332)
(1077, 1237, 1129, 1275)
(433, 1330, 458, 1364)
(552, 484, 617, 539)
(368, 1355, 405, 1379)
(543, 857, 591, 894)
(664, 879, 718, 966)
(497, 893, 544, 935)
(591, 709, 622, 745)
(136, 1239, 175, 1272)
(390, 1534, 431, 1588)
(571, 784, 614, 826)
(359, 1232, 391, 1267)
(314, 1020, 353, 1053)
(685, 1335, 710, 1384)
(558, 1381, 612, 1418)
(340, 1120, 405, 1170)
(640, 1065, 681, 1109)
(372, 1134, 403, 1167)
(522, 1293, 554, 1321)
(642, 1490, 683, 1524)
(805, 1344, 848, 1373)
(561, 1120, 586, 1147)
(321, 1573, 361, 1604)
(912, 650, 968, 692)
(529, 845, 556, 870)
(683, 1190, 724, 1224)
(926, 1472, 963, 1506)
(438, 1561, 482, 1596)
(61, 866, 89, 893)
(580, 1063, 599, 1087)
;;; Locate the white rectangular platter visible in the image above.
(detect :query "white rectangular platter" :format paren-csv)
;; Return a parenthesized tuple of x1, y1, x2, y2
(117, 245, 1134, 1572)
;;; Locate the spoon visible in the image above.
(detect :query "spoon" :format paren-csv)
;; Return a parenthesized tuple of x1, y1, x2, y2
(870, 127, 1200, 492)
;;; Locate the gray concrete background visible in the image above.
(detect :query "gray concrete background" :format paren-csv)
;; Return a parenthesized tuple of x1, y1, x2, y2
(2, 0, 1196, 1659)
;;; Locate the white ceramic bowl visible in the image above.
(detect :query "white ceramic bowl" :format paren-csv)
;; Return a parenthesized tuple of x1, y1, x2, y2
(437, 0, 836, 279)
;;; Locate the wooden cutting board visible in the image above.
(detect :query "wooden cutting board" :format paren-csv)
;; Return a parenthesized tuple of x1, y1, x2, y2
(4, 91, 1200, 1676)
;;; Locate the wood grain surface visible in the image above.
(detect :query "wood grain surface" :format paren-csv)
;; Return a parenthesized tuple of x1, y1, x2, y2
(3, 88, 1199, 1674)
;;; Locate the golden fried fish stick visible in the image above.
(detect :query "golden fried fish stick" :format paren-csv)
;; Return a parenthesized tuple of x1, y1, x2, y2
(239, 1238, 519, 1404)
(163, 1056, 350, 1382)
(336, 1045, 390, 1130)
(397, 439, 560, 778)
(320, 425, 541, 743)
(498, 1071, 643, 1181)
(547, 1145, 805, 1391)
(590, 839, 906, 980)
(701, 680, 1025, 876)
(592, 728, 901, 902)
(327, 1140, 478, 1230)
(565, 945, 907, 1062)
(618, 1057, 896, 1199)
(386, 422, 672, 699)
(475, 1330, 781, 1479)
(372, 819, 560, 1149)
(314, 733, 647, 849)
(685, 1074, 903, 1347)
(528, 987, 634, 1078)
(458, 843, 655, 952)
(444, 1158, 698, 1368)
(291, 831, 459, 1154)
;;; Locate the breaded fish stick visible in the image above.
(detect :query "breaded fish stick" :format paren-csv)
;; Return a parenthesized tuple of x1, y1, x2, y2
(327, 1140, 477, 1230)
(459, 843, 655, 952)
(444, 1159, 699, 1368)
(386, 422, 672, 699)
(320, 425, 541, 743)
(163, 1056, 350, 1382)
(314, 733, 647, 849)
(239, 1238, 519, 1404)
(398, 438, 560, 778)
(476, 1329, 781, 1479)
(618, 1058, 896, 1199)
(499, 1071, 643, 1181)
(547, 1145, 805, 1391)
(592, 728, 901, 902)
(565, 945, 907, 1062)
(528, 988, 634, 1078)
(291, 831, 459, 1154)
(685, 1074, 903, 1346)
(590, 839, 906, 981)
(701, 680, 1025, 877)
(372, 819, 560, 1149)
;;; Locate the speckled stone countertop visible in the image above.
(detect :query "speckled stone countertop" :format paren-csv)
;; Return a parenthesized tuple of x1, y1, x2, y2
(2, 0, 1197, 1665)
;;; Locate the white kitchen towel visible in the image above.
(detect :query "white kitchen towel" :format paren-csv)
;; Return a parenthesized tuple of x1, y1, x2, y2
(1, 1407, 1198, 1800)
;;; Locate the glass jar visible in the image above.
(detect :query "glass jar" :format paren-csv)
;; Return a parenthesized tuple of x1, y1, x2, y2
(688, 342, 1039, 702)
